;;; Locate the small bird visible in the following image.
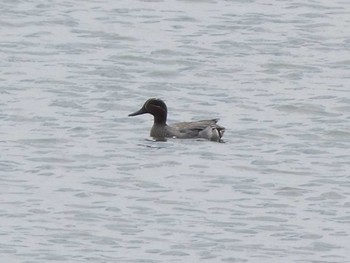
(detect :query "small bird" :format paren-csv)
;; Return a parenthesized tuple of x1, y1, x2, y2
(128, 98, 225, 142)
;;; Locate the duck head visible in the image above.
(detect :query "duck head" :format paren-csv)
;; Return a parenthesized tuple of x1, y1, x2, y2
(128, 98, 168, 124)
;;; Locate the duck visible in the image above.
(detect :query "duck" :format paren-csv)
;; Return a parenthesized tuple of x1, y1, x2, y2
(128, 98, 225, 142)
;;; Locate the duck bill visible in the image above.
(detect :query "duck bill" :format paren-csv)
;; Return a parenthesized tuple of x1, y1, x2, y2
(128, 108, 146, 116)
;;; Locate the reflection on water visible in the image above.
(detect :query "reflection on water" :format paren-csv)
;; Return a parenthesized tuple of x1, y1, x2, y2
(1, 0, 349, 262)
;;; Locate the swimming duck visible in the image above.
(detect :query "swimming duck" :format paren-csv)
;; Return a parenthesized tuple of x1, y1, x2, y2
(128, 98, 225, 142)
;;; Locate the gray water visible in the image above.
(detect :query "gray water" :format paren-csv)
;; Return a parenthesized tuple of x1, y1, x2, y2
(1, 0, 349, 262)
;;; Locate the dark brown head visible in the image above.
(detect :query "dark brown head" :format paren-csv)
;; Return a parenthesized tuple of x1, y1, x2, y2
(128, 98, 168, 124)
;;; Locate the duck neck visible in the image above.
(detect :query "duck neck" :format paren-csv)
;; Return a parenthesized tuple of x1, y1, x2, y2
(154, 112, 167, 125)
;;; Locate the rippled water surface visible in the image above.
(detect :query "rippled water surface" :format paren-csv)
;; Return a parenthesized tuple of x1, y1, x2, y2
(1, 0, 350, 262)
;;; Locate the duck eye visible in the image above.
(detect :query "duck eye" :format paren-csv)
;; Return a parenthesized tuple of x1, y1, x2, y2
(151, 101, 161, 107)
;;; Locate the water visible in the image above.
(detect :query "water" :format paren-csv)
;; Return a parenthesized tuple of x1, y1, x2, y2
(1, 0, 349, 262)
